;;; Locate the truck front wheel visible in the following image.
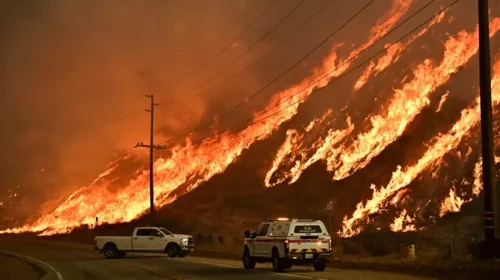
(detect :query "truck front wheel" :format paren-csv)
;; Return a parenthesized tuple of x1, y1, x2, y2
(166, 243, 179, 258)
(242, 248, 256, 269)
(103, 244, 118, 259)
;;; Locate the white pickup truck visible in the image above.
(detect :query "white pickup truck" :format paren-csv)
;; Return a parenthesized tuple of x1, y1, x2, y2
(94, 226, 194, 259)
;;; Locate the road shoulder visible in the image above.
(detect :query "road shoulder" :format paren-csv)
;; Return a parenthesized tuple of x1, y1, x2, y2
(0, 251, 45, 280)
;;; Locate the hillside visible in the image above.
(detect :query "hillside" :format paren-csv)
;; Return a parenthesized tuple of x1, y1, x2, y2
(1, 1, 500, 248)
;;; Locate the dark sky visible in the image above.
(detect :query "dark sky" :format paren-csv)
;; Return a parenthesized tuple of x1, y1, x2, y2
(0, 0, 480, 224)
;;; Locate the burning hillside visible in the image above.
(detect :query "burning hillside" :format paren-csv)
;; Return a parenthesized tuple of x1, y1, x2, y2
(1, 0, 499, 238)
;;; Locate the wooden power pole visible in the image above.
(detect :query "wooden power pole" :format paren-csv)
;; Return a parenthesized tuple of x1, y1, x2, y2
(136, 94, 166, 216)
(477, 0, 497, 259)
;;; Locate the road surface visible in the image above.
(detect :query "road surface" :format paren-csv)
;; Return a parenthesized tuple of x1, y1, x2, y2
(0, 251, 42, 280)
(0, 235, 437, 280)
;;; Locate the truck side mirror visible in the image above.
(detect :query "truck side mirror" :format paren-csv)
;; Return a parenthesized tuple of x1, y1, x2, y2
(156, 232, 163, 237)
(244, 230, 250, 238)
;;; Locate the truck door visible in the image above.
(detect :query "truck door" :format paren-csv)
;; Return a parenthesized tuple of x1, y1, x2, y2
(254, 223, 270, 257)
(133, 228, 154, 251)
(149, 229, 166, 251)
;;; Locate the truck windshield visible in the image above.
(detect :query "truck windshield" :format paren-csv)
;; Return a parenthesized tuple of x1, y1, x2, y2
(159, 228, 172, 235)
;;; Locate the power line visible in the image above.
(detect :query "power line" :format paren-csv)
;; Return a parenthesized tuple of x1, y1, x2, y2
(162, 0, 376, 143)
(170, 0, 279, 89)
(168, 0, 458, 148)
(99, 110, 145, 129)
(166, 0, 336, 105)
(168, 0, 307, 102)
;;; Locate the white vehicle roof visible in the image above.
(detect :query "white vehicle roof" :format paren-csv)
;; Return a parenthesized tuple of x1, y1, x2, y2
(256, 218, 330, 237)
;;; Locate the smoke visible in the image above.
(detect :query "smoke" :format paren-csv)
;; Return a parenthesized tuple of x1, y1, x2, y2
(0, 0, 299, 219)
(1, 0, 487, 233)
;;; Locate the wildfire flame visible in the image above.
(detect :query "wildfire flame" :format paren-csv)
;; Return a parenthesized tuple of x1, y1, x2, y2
(0, 0, 416, 235)
(264, 6, 446, 187)
(354, 9, 446, 91)
(341, 51, 500, 237)
(389, 209, 419, 232)
(330, 19, 500, 182)
(439, 155, 500, 217)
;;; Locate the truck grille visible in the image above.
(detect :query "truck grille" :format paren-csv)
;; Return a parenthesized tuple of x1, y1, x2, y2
(188, 237, 194, 246)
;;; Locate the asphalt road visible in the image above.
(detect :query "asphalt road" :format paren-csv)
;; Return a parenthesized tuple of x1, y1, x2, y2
(0, 252, 42, 280)
(0, 236, 438, 280)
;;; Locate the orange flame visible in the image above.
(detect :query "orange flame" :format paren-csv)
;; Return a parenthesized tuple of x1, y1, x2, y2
(0, 0, 415, 236)
(264, 129, 302, 186)
(354, 9, 446, 91)
(329, 19, 500, 182)
(341, 51, 500, 237)
(265, 4, 443, 186)
(435, 91, 449, 112)
(439, 155, 500, 217)
(265, 116, 354, 187)
(389, 209, 419, 232)
(439, 187, 466, 217)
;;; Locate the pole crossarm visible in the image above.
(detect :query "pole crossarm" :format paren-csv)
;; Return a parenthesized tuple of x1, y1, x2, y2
(135, 142, 167, 150)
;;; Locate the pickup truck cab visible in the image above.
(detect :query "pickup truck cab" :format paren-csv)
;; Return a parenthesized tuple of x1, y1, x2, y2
(94, 227, 194, 259)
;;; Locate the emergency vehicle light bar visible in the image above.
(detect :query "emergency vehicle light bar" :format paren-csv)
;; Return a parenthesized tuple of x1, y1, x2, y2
(266, 217, 290, 221)
(266, 218, 315, 222)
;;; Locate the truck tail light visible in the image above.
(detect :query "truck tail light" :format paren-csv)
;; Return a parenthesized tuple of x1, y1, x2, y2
(284, 239, 289, 254)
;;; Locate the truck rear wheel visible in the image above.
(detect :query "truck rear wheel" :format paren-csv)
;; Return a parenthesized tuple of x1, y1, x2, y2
(271, 250, 285, 273)
(313, 260, 327, 271)
(103, 244, 118, 259)
(166, 243, 179, 258)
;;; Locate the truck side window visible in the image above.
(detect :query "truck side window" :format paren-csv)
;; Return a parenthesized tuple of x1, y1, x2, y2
(151, 230, 162, 237)
(258, 224, 270, 236)
(254, 225, 263, 236)
(136, 229, 152, 236)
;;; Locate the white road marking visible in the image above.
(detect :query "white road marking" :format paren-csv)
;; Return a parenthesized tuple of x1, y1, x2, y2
(0, 250, 63, 280)
(176, 258, 321, 279)
(197, 261, 239, 269)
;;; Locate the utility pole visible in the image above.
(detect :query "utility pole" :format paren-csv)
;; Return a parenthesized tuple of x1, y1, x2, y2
(136, 94, 166, 216)
(477, 0, 497, 259)
(326, 200, 334, 234)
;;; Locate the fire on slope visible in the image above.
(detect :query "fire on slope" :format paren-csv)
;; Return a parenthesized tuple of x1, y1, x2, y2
(341, 56, 500, 237)
(439, 155, 500, 217)
(354, 8, 446, 90)
(265, 114, 353, 187)
(264, 109, 335, 186)
(265, 16, 500, 188)
(329, 18, 500, 181)
(264, 7, 447, 187)
(0, 0, 415, 235)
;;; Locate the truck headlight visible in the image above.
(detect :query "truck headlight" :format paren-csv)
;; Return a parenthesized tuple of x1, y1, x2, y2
(180, 238, 188, 245)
